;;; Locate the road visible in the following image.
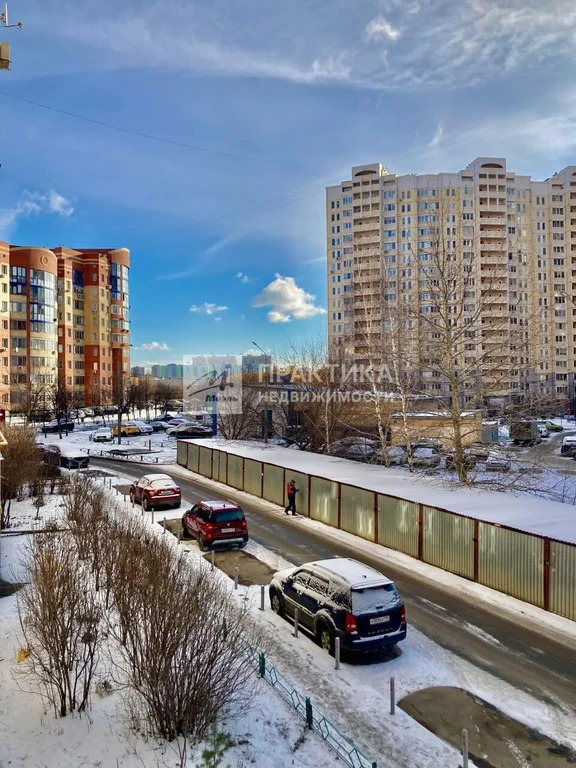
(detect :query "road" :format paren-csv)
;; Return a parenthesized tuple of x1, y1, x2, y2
(94, 457, 576, 715)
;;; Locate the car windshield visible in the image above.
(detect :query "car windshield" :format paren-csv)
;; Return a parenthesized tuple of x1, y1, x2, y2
(211, 508, 244, 523)
(351, 583, 400, 614)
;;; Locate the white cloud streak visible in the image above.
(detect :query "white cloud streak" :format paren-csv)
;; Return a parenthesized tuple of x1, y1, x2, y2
(54, 0, 576, 91)
(365, 17, 400, 41)
(190, 302, 228, 315)
(138, 341, 170, 351)
(253, 274, 326, 323)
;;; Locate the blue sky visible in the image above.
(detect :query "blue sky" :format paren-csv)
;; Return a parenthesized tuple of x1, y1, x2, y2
(1, 0, 576, 364)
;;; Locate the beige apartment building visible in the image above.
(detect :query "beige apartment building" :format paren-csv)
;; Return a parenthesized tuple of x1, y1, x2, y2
(0, 241, 130, 414)
(326, 158, 576, 406)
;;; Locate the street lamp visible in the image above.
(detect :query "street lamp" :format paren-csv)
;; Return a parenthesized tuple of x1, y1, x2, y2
(252, 341, 270, 443)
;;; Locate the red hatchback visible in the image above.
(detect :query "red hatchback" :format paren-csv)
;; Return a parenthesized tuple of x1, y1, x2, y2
(182, 500, 249, 550)
(129, 473, 181, 511)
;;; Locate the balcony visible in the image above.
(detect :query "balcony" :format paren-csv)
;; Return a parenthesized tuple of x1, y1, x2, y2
(479, 216, 507, 226)
(479, 242, 507, 252)
(480, 228, 506, 238)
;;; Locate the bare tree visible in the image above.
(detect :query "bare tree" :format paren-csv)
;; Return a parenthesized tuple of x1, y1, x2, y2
(0, 424, 42, 529)
(217, 385, 262, 440)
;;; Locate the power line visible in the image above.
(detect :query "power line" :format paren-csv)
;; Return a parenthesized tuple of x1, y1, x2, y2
(0, 88, 296, 168)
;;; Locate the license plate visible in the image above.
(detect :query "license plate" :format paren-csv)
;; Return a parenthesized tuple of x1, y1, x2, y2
(221, 528, 234, 533)
(370, 616, 390, 625)
(160, 490, 172, 495)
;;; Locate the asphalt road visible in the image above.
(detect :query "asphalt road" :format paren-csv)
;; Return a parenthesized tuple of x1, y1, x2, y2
(95, 457, 576, 714)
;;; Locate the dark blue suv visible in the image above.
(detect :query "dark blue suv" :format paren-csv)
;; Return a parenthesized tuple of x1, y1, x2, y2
(269, 558, 406, 655)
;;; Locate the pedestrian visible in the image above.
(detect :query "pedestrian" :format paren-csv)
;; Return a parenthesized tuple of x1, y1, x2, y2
(285, 479, 299, 516)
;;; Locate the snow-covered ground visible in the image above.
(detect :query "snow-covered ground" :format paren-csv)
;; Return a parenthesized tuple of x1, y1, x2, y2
(3, 473, 576, 768)
(36, 422, 178, 465)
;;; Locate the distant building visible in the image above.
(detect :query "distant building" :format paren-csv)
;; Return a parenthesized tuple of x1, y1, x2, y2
(0, 241, 130, 412)
(131, 366, 146, 377)
(242, 353, 271, 374)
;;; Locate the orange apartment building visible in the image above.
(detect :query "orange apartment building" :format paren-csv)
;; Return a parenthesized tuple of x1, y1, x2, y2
(0, 241, 130, 413)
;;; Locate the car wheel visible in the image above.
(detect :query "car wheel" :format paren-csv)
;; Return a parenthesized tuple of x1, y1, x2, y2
(129, 490, 135, 504)
(173, 501, 181, 509)
(198, 536, 209, 552)
(317, 624, 335, 655)
(142, 496, 150, 512)
(181, 519, 188, 539)
(238, 540, 247, 549)
(270, 590, 284, 617)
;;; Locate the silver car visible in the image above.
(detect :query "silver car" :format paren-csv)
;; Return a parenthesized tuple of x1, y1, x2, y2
(411, 447, 441, 468)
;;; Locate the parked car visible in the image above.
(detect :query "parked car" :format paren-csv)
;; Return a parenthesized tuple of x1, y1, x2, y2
(28, 409, 54, 423)
(111, 423, 140, 437)
(43, 444, 89, 469)
(83, 407, 95, 417)
(411, 446, 441, 468)
(269, 558, 406, 655)
(379, 446, 408, 466)
(155, 412, 177, 422)
(485, 451, 511, 471)
(102, 405, 119, 415)
(166, 421, 213, 437)
(445, 450, 477, 471)
(131, 420, 154, 435)
(146, 419, 170, 431)
(90, 427, 113, 443)
(536, 422, 550, 438)
(130, 473, 181, 511)
(182, 500, 249, 550)
(42, 418, 75, 434)
(561, 435, 576, 456)
(410, 438, 443, 452)
(465, 444, 491, 460)
(544, 421, 563, 433)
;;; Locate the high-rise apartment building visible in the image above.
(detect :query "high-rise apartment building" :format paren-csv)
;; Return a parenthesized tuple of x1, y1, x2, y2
(327, 158, 576, 403)
(0, 241, 130, 413)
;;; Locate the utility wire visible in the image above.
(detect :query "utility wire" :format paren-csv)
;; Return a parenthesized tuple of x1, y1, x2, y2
(0, 88, 295, 168)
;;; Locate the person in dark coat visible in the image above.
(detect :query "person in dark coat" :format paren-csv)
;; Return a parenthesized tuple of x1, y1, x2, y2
(285, 479, 299, 515)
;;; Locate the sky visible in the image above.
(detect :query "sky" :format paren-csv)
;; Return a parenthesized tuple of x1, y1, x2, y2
(1, 0, 576, 365)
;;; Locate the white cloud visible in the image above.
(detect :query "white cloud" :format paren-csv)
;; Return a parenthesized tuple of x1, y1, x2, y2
(236, 271, 249, 283)
(428, 123, 443, 149)
(253, 274, 326, 323)
(138, 341, 170, 351)
(54, 0, 576, 91)
(190, 302, 228, 315)
(0, 189, 74, 237)
(214, 316, 223, 322)
(268, 310, 292, 323)
(47, 190, 74, 217)
(365, 17, 400, 41)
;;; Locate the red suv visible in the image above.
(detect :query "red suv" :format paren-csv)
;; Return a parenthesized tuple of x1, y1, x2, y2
(129, 473, 181, 511)
(181, 500, 249, 550)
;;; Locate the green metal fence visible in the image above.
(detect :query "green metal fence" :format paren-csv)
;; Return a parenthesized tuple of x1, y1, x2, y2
(254, 649, 377, 768)
(178, 443, 576, 622)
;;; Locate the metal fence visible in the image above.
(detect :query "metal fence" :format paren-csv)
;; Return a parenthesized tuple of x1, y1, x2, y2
(177, 441, 576, 622)
(254, 648, 377, 768)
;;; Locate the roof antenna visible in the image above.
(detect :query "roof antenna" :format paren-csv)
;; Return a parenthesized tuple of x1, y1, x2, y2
(1, 3, 23, 28)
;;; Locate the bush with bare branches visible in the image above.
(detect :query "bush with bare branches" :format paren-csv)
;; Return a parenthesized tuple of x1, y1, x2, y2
(17, 531, 102, 717)
(104, 515, 259, 756)
(1, 424, 43, 529)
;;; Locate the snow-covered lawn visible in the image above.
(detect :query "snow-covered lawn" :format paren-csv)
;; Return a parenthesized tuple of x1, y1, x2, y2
(3, 473, 576, 768)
